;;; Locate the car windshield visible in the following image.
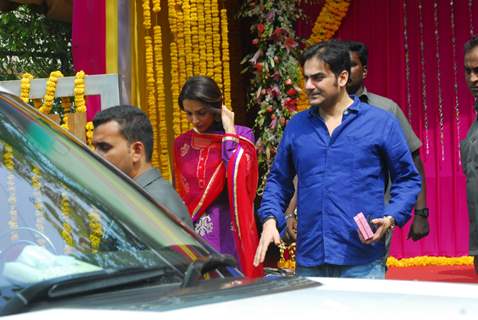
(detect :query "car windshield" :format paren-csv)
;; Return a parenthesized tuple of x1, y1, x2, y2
(0, 93, 213, 292)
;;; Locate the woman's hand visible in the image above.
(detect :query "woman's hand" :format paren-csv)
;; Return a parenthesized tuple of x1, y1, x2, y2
(221, 105, 236, 134)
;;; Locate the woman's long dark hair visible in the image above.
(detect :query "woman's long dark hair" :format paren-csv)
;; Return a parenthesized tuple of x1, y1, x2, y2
(178, 76, 223, 110)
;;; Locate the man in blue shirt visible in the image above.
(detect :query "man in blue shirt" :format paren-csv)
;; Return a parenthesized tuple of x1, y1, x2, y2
(253, 41, 421, 278)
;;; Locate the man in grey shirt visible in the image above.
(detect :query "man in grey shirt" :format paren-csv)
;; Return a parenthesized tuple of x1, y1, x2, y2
(462, 36, 478, 273)
(345, 40, 429, 241)
(92, 105, 193, 228)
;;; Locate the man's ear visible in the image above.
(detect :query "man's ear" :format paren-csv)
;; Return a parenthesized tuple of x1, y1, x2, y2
(337, 70, 350, 88)
(130, 141, 145, 163)
(363, 65, 368, 80)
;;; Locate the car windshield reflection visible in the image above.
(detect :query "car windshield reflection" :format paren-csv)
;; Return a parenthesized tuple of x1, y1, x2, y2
(0, 93, 215, 294)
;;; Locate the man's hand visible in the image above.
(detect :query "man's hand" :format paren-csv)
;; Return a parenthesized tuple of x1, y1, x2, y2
(359, 216, 394, 245)
(253, 218, 281, 267)
(407, 214, 429, 241)
(285, 215, 297, 243)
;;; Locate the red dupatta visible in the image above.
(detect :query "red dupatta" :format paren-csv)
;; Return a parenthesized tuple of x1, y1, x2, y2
(174, 130, 263, 278)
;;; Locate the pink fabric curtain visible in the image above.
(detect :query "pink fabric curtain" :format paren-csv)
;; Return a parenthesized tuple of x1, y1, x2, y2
(71, 1, 105, 120)
(298, 0, 478, 258)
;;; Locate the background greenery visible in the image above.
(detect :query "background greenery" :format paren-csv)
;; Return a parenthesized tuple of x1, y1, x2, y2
(0, 5, 73, 80)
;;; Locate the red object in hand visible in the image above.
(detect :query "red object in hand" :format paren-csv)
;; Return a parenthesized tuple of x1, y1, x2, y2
(354, 212, 374, 240)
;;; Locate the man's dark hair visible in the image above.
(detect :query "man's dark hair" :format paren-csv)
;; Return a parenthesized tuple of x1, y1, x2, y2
(464, 35, 478, 55)
(300, 40, 351, 78)
(344, 40, 368, 66)
(93, 105, 154, 162)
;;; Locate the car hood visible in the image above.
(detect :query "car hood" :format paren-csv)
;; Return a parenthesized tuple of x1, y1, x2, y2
(5, 277, 478, 319)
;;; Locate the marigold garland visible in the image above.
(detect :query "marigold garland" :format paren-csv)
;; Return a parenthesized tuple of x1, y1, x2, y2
(20, 73, 33, 103)
(74, 71, 87, 113)
(220, 9, 232, 109)
(307, 0, 351, 45)
(142, 0, 152, 30)
(39, 70, 63, 114)
(153, 25, 166, 175)
(3, 144, 18, 241)
(386, 255, 474, 268)
(32, 166, 46, 246)
(85, 121, 94, 148)
(60, 97, 71, 130)
(211, 0, 222, 90)
(60, 192, 74, 253)
(88, 210, 102, 253)
(152, 0, 160, 13)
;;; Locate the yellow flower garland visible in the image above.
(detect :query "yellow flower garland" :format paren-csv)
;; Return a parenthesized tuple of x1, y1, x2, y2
(197, 0, 207, 76)
(74, 70, 87, 113)
(153, 25, 165, 173)
(88, 210, 102, 253)
(143, 0, 152, 30)
(20, 73, 34, 103)
(152, 0, 160, 13)
(307, 0, 351, 45)
(85, 121, 94, 148)
(32, 166, 46, 246)
(220, 9, 232, 109)
(211, 0, 222, 90)
(4, 144, 18, 241)
(60, 97, 71, 130)
(204, 0, 214, 77)
(39, 70, 63, 114)
(387, 255, 474, 268)
(60, 192, 74, 253)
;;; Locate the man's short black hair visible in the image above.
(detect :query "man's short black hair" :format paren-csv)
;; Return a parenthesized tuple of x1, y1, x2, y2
(300, 40, 351, 78)
(344, 40, 368, 66)
(93, 105, 154, 162)
(464, 35, 478, 55)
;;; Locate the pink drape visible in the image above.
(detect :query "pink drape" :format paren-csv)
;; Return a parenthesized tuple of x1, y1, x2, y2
(298, 0, 478, 258)
(72, 1, 105, 120)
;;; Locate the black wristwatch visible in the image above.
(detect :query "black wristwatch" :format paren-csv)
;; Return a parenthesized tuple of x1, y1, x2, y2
(415, 208, 429, 217)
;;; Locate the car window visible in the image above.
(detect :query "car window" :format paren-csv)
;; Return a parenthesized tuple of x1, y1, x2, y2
(0, 94, 212, 290)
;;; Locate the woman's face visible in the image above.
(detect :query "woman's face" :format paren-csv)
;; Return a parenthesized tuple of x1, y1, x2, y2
(182, 99, 217, 133)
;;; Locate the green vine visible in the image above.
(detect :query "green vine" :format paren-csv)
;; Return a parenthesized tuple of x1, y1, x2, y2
(239, 0, 303, 195)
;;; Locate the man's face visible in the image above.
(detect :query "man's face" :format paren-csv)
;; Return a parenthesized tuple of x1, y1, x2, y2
(465, 46, 478, 98)
(93, 120, 135, 177)
(303, 56, 343, 108)
(347, 51, 367, 95)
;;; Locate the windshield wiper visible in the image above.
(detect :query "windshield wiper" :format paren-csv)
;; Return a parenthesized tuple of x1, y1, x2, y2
(182, 254, 237, 288)
(1, 266, 179, 316)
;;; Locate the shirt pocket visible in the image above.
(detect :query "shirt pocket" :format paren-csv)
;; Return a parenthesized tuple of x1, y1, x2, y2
(345, 135, 382, 180)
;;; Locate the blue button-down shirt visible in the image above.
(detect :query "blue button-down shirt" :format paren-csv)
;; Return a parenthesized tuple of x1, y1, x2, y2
(258, 97, 421, 267)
